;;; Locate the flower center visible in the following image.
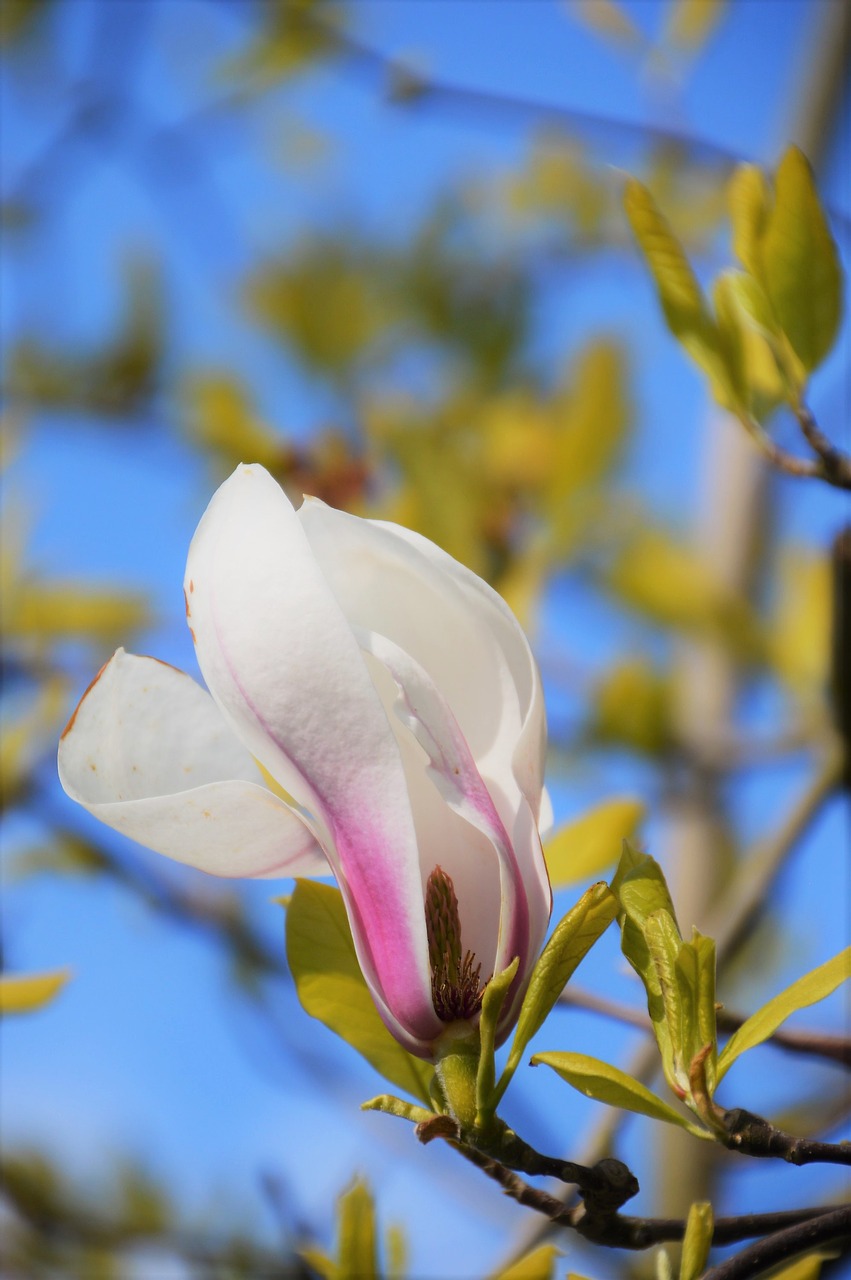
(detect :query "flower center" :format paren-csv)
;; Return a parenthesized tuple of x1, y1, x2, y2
(424, 865, 489, 1023)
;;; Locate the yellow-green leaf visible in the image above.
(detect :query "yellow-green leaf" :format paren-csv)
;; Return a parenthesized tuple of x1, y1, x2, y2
(497, 884, 618, 1103)
(336, 1179, 377, 1280)
(476, 957, 520, 1125)
(532, 1051, 708, 1136)
(0, 968, 70, 1015)
(728, 164, 770, 278)
(570, 0, 644, 51)
(545, 796, 645, 887)
(624, 179, 736, 406)
(761, 147, 843, 374)
(664, 0, 727, 53)
(300, 1246, 336, 1280)
(490, 1242, 561, 1280)
(285, 881, 434, 1105)
(717, 947, 851, 1082)
(385, 1223, 408, 1280)
(680, 1201, 714, 1280)
(769, 549, 831, 695)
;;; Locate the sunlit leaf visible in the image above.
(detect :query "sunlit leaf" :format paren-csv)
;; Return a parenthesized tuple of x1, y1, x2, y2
(547, 340, 630, 503)
(3, 580, 147, 646)
(477, 957, 519, 1123)
(624, 179, 737, 408)
(497, 884, 617, 1102)
(608, 526, 760, 653)
(769, 548, 831, 695)
(545, 796, 645, 888)
(713, 272, 787, 419)
(337, 1178, 377, 1280)
(182, 374, 289, 470)
(761, 147, 843, 375)
(0, 678, 66, 806)
(285, 880, 434, 1104)
(532, 1051, 707, 1135)
(568, 0, 644, 52)
(0, 0, 53, 48)
(490, 1242, 561, 1280)
(612, 846, 680, 1082)
(679, 1201, 714, 1280)
(385, 1223, 408, 1280)
(728, 164, 771, 279)
(591, 658, 672, 755)
(220, 0, 344, 88)
(0, 969, 70, 1015)
(716, 947, 851, 1082)
(663, 0, 727, 54)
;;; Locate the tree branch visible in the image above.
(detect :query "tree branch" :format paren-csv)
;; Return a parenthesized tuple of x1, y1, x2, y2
(794, 404, 851, 490)
(557, 986, 851, 1069)
(721, 1109, 851, 1166)
(700, 1205, 851, 1280)
(444, 1138, 844, 1253)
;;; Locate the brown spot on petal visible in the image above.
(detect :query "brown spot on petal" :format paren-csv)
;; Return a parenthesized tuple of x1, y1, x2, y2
(188, 626, 197, 644)
(184, 589, 191, 619)
(189, 579, 194, 593)
(60, 659, 110, 740)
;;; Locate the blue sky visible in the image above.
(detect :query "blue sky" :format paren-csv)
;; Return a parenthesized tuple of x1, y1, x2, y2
(2, 3, 849, 1276)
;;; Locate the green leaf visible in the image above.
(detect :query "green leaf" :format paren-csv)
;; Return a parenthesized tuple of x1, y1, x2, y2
(544, 797, 645, 887)
(644, 909, 687, 1088)
(679, 1201, 714, 1280)
(712, 273, 787, 418)
(531, 1051, 708, 1136)
(337, 1179, 377, 1280)
(613, 848, 681, 1085)
(385, 1223, 408, 1280)
(728, 164, 770, 278)
(285, 881, 434, 1105)
(476, 957, 519, 1125)
(761, 147, 843, 374)
(624, 179, 737, 407)
(717, 947, 851, 1082)
(299, 1246, 336, 1280)
(361, 1095, 434, 1125)
(490, 1242, 561, 1280)
(687, 932, 718, 1094)
(496, 884, 618, 1104)
(0, 968, 70, 1016)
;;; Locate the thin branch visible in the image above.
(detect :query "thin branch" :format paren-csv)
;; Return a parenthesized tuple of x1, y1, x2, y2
(738, 414, 851, 491)
(721, 1108, 851, 1167)
(700, 1205, 851, 1280)
(794, 404, 851, 489)
(558, 986, 851, 1069)
(708, 748, 844, 963)
(447, 1140, 844, 1252)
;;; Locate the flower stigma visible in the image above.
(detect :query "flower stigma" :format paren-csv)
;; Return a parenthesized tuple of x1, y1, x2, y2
(425, 865, 489, 1022)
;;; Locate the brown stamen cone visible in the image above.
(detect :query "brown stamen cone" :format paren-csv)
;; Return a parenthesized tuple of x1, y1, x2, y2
(424, 865, 488, 1023)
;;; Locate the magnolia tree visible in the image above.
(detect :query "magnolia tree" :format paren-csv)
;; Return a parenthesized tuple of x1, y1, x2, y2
(1, 3, 850, 1279)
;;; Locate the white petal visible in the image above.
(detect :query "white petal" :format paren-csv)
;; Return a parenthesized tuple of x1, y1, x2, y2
(298, 498, 547, 814)
(358, 628, 526, 974)
(58, 650, 326, 877)
(184, 466, 439, 1044)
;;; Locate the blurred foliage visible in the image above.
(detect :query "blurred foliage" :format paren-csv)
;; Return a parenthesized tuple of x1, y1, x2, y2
(1, 0, 848, 1275)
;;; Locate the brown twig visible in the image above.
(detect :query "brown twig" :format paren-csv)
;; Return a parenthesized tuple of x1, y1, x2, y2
(558, 986, 851, 1069)
(721, 1108, 851, 1166)
(794, 404, 851, 489)
(699, 1205, 851, 1280)
(446, 1139, 844, 1253)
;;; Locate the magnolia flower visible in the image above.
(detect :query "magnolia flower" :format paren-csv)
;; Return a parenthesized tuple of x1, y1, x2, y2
(58, 465, 552, 1059)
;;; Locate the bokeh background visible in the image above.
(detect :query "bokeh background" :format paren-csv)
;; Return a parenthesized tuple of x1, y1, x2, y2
(1, 2, 849, 1277)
